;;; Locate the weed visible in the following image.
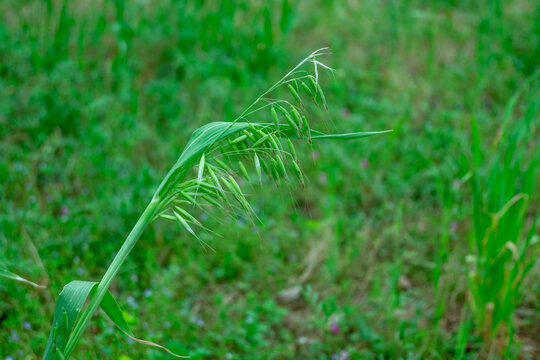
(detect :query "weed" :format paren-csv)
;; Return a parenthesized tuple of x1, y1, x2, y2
(42, 51, 388, 359)
(467, 79, 540, 349)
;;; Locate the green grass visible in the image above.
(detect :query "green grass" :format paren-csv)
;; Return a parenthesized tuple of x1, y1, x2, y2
(468, 79, 539, 351)
(1, 0, 539, 359)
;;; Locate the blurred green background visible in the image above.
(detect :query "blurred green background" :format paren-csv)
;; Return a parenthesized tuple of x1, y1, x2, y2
(1, 0, 539, 359)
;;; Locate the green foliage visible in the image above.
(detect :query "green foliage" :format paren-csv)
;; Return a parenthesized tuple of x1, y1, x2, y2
(43, 281, 184, 359)
(1, 0, 539, 359)
(468, 80, 540, 344)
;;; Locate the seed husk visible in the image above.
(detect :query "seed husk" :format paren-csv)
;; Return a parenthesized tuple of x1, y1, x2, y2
(301, 81, 314, 98)
(316, 83, 327, 110)
(276, 154, 288, 180)
(255, 128, 267, 138)
(308, 76, 317, 93)
(243, 130, 256, 142)
(287, 84, 302, 105)
(215, 158, 232, 173)
(269, 134, 282, 153)
(173, 210, 197, 236)
(224, 175, 251, 212)
(271, 107, 280, 134)
(302, 115, 311, 143)
(195, 180, 219, 192)
(291, 107, 303, 128)
(292, 160, 305, 186)
(221, 176, 235, 195)
(270, 159, 281, 181)
(181, 191, 197, 205)
(308, 77, 320, 107)
(175, 206, 202, 226)
(238, 161, 250, 182)
(285, 114, 300, 137)
(252, 133, 270, 148)
(260, 157, 271, 175)
(195, 183, 223, 198)
(197, 153, 205, 184)
(160, 214, 176, 221)
(254, 153, 262, 184)
(207, 165, 223, 191)
(287, 139, 297, 160)
(201, 194, 223, 208)
(229, 134, 247, 145)
(276, 104, 289, 117)
(230, 143, 240, 153)
(228, 175, 243, 195)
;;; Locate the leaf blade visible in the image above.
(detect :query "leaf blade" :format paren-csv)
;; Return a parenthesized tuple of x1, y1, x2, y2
(0, 267, 44, 288)
(43, 281, 186, 359)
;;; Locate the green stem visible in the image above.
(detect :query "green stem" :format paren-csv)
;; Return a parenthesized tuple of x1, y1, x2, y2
(63, 199, 160, 358)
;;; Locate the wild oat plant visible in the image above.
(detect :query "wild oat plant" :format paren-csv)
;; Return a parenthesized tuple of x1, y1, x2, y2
(41, 49, 388, 359)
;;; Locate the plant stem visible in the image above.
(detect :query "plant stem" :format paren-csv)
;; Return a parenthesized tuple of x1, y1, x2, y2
(62, 199, 160, 358)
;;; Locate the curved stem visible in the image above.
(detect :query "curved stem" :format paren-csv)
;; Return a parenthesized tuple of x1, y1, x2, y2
(62, 199, 160, 358)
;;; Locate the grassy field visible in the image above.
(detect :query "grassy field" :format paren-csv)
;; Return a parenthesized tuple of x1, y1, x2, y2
(1, 1, 539, 359)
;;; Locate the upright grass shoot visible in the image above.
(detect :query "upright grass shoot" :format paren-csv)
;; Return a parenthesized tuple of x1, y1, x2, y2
(467, 81, 539, 348)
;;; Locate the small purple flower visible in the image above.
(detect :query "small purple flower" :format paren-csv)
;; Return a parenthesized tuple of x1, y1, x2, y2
(450, 221, 458, 233)
(339, 350, 350, 360)
(126, 337, 135, 345)
(6, 356, 14, 360)
(60, 205, 69, 217)
(331, 354, 339, 360)
(361, 159, 369, 169)
(190, 315, 205, 326)
(23, 322, 31, 330)
(330, 322, 340, 334)
(8, 330, 20, 342)
(143, 288, 152, 297)
(162, 286, 173, 298)
(126, 295, 138, 308)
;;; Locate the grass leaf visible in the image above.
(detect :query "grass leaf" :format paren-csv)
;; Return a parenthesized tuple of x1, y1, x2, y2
(0, 267, 44, 288)
(43, 281, 185, 360)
